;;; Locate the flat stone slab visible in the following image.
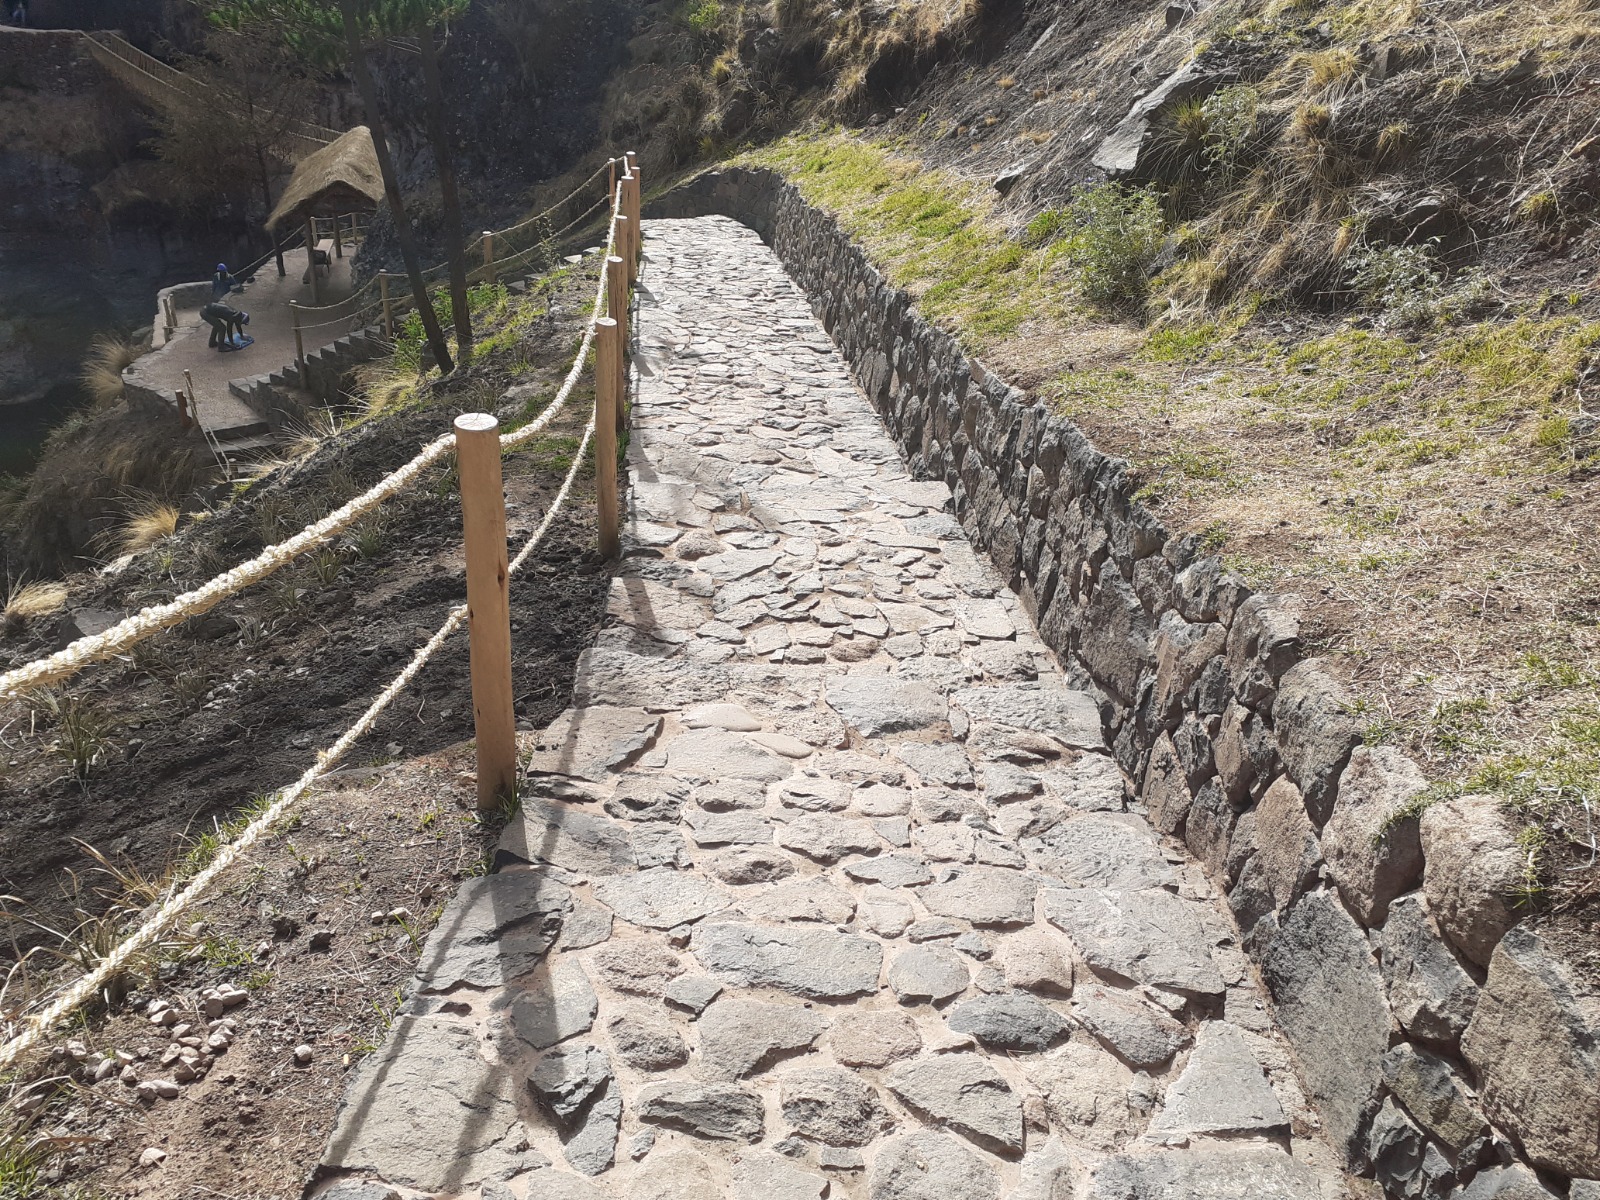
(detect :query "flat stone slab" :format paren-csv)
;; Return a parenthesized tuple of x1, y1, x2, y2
(1087, 1149, 1326, 1199)
(324, 1014, 532, 1193)
(593, 867, 730, 929)
(1044, 888, 1225, 998)
(698, 997, 830, 1078)
(1073, 984, 1191, 1067)
(824, 675, 947, 736)
(665, 728, 793, 782)
(636, 1081, 765, 1141)
(1024, 814, 1176, 892)
(497, 956, 599, 1050)
(691, 921, 884, 999)
(526, 706, 663, 782)
(1148, 1022, 1287, 1138)
(951, 685, 1105, 749)
(886, 1053, 1025, 1155)
(501, 801, 635, 877)
(917, 867, 1039, 927)
(412, 869, 570, 990)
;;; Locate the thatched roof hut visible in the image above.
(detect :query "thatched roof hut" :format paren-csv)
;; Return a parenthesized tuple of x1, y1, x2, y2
(266, 125, 383, 232)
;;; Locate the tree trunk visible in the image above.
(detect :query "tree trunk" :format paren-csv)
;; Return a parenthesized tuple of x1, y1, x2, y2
(338, 0, 453, 375)
(417, 23, 471, 358)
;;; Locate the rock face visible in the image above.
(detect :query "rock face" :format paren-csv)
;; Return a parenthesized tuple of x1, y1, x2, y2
(886, 1055, 1025, 1155)
(1091, 61, 1235, 176)
(1419, 794, 1523, 967)
(1461, 924, 1600, 1177)
(1319, 746, 1426, 926)
(691, 922, 883, 999)
(1259, 890, 1390, 1167)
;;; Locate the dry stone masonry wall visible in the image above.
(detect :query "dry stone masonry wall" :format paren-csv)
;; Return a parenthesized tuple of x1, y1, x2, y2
(645, 171, 1600, 1200)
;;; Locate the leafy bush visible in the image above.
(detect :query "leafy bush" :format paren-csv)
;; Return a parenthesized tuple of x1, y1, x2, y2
(1348, 239, 1493, 328)
(1056, 184, 1168, 309)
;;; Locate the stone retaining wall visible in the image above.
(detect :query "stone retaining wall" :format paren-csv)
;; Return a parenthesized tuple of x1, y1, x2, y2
(646, 168, 1600, 1200)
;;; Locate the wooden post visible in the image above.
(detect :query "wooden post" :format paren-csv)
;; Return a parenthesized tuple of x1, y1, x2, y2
(181, 369, 200, 433)
(623, 173, 641, 284)
(305, 215, 322, 305)
(612, 214, 630, 279)
(595, 318, 622, 560)
(482, 230, 497, 286)
(453, 412, 517, 811)
(174, 389, 191, 430)
(380, 273, 393, 340)
(333, 214, 344, 259)
(162, 294, 176, 343)
(606, 254, 628, 434)
(291, 303, 305, 372)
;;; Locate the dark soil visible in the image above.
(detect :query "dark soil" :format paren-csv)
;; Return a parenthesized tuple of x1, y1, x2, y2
(18, 748, 495, 1200)
(0, 263, 612, 950)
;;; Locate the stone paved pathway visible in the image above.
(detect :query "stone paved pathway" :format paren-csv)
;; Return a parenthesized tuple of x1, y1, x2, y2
(315, 217, 1352, 1200)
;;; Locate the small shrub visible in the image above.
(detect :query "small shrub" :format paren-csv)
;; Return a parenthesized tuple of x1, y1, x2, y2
(1348, 241, 1445, 327)
(1023, 207, 1071, 246)
(1057, 184, 1168, 309)
(1518, 190, 1559, 226)
(1375, 121, 1412, 164)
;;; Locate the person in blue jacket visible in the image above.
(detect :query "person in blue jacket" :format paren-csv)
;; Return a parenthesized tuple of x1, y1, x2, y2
(212, 263, 240, 301)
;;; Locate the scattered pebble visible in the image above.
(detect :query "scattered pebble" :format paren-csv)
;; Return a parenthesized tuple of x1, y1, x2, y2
(138, 1147, 166, 1169)
(294, 1044, 314, 1066)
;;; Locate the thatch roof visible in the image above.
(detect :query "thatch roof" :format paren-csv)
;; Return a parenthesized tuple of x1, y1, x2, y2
(266, 125, 384, 231)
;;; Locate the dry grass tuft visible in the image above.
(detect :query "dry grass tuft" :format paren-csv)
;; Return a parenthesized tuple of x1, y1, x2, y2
(1290, 47, 1362, 95)
(3, 581, 69, 634)
(118, 501, 180, 556)
(78, 335, 144, 408)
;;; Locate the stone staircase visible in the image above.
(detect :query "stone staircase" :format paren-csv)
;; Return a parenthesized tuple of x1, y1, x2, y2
(228, 322, 391, 435)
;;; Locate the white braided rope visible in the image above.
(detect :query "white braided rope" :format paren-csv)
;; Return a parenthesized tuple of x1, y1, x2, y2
(0, 188, 625, 702)
(0, 415, 599, 1071)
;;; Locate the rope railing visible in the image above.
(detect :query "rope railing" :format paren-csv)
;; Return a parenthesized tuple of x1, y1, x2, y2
(0, 163, 633, 702)
(0, 413, 600, 1072)
(0, 154, 642, 1065)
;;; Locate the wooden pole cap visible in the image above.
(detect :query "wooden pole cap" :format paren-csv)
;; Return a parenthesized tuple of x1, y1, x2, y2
(455, 412, 499, 434)
(596, 317, 618, 331)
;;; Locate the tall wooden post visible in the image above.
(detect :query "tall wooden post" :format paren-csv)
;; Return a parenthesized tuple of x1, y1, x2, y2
(606, 255, 628, 434)
(305, 215, 322, 305)
(379, 273, 393, 340)
(482, 230, 497, 286)
(623, 173, 641, 284)
(291, 303, 305, 372)
(174, 389, 191, 430)
(595, 318, 622, 560)
(333, 214, 344, 259)
(454, 412, 517, 811)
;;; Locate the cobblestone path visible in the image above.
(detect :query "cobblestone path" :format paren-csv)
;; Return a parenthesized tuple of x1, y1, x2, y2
(316, 217, 1351, 1200)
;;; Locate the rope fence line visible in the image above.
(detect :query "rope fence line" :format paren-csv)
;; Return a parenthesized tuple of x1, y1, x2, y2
(0, 174, 628, 702)
(0, 414, 600, 1072)
(0, 154, 640, 1064)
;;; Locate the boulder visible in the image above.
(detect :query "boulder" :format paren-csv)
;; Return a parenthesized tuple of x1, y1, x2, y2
(1366, 1098, 1457, 1200)
(1457, 1165, 1563, 1200)
(1320, 746, 1426, 926)
(1142, 733, 1193, 836)
(1272, 659, 1362, 825)
(1419, 794, 1523, 967)
(1258, 890, 1391, 1167)
(1375, 895, 1479, 1043)
(1461, 923, 1600, 1177)
(1252, 775, 1322, 912)
(1381, 1044, 1488, 1154)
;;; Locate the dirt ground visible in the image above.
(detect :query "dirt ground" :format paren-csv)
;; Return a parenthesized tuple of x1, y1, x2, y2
(0, 266, 610, 946)
(16, 748, 499, 1200)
